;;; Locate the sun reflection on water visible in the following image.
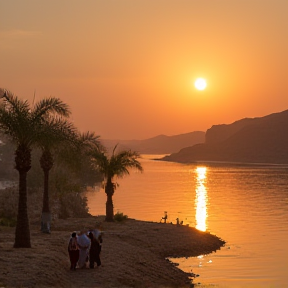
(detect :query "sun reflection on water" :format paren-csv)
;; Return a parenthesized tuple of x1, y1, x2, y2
(195, 167, 208, 231)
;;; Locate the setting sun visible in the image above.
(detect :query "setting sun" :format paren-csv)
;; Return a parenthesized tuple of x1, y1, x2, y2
(194, 78, 207, 90)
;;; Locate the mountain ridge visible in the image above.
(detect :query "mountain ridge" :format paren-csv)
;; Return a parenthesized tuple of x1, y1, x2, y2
(162, 109, 288, 164)
(101, 131, 205, 154)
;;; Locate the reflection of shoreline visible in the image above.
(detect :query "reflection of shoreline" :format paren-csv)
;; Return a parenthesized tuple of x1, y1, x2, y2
(195, 167, 207, 232)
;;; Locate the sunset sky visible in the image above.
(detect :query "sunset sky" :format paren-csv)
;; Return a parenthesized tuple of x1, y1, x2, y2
(1, 0, 287, 140)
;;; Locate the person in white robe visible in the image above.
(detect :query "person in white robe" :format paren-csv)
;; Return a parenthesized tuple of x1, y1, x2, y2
(77, 231, 90, 268)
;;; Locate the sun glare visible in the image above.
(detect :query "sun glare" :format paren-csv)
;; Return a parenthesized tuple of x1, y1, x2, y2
(195, 166, 207, 232)
(194, 78, 207, 90)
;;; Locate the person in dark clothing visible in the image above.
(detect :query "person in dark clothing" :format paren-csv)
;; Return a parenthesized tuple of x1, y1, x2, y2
(68, 232, 79, 270)
(88, 232, 101, 268)
(98, 233, 103, 254)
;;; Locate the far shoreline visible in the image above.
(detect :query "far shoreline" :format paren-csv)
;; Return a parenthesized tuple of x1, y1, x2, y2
(156, 157, 288, 167)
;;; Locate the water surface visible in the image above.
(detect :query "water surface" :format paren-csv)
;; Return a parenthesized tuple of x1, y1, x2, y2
(86, 155, 288, 287)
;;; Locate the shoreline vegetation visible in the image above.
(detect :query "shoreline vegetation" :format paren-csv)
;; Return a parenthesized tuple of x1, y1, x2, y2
(0, 91, 224, 287)
(0, 216, 225, 288)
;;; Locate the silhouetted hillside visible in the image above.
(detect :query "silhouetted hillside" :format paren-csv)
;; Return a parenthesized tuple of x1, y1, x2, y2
(101, 131, 205, 154)
(162, 110, 288, 164)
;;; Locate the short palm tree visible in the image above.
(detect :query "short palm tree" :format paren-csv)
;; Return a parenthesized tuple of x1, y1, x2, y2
(90, 145, 143, 221)
(0, 89, 70, 247)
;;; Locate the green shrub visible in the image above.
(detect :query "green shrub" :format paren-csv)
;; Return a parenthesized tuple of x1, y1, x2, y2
(58, 192, 90, 219)
(114, 211, 128, 222)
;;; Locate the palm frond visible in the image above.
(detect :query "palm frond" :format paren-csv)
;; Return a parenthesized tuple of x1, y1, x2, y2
(36, 116, 78, 149)
(32, 97, 71, 121)
(90, 144, 143, 181)
(0, 92, 35, 146)
(76, 131, 104, 156)
(0, 90, 75, 150)
(1, 90, 30, 117)
(111, 149, 143, 178)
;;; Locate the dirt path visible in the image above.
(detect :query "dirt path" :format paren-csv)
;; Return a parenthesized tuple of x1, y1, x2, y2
(0, 216, 225, 288)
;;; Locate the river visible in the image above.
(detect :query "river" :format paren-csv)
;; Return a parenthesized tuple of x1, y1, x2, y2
(86, 154, 288, 287)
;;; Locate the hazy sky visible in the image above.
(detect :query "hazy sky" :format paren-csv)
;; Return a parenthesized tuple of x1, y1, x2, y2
(1, 0, 287, 140)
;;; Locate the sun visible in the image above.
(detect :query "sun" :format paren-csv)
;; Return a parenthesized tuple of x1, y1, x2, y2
(194, 78, 207, 90)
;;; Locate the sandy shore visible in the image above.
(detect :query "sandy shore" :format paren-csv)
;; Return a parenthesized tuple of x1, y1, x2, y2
(0, 216, 225, 288)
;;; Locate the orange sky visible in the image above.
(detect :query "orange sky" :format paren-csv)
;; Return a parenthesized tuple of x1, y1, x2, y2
(1, 0, 287, 140)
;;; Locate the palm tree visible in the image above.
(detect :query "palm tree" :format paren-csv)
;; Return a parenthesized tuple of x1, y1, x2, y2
(38, 117, 78, 233)
(42, 129, 102, 224)
(90, 145, 143, 221)
(0, 89, 70, 247)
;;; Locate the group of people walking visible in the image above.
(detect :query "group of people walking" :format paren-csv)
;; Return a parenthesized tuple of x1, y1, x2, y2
(68, 229, 102, 270)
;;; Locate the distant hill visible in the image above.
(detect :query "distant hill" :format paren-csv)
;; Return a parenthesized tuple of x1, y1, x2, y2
(162, 109, 288, 164)
(101, 131, 205, 154)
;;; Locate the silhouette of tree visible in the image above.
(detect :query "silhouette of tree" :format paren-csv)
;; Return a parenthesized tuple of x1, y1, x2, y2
(90, 145, 143, 221)
(0, 88, 70, 247)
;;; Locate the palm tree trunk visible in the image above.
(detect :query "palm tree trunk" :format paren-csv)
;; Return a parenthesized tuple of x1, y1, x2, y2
(42, 169, 50, 212)
(14, 144, 31, 248)
(14, 171, 31, 248)
(41, 168, 51, 233)
(105, 180, 114, 221)
(40, 149, 53, 233)
(105, 193, 114, 222)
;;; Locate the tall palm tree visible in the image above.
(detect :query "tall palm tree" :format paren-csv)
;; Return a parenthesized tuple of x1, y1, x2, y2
(39, 128, 102, 231)
(0, 89, 70, 247)
(38, 117, 77, 233)
(90, 145, 143, 221)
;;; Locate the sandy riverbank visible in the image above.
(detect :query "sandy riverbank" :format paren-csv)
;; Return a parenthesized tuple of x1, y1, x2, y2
(0, 216, 225, 288)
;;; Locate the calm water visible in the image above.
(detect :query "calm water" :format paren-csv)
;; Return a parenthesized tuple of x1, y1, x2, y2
(86, 155, 288, 288)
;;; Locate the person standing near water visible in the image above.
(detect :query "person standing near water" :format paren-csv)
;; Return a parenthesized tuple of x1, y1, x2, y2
(68, 232, 79, 270)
